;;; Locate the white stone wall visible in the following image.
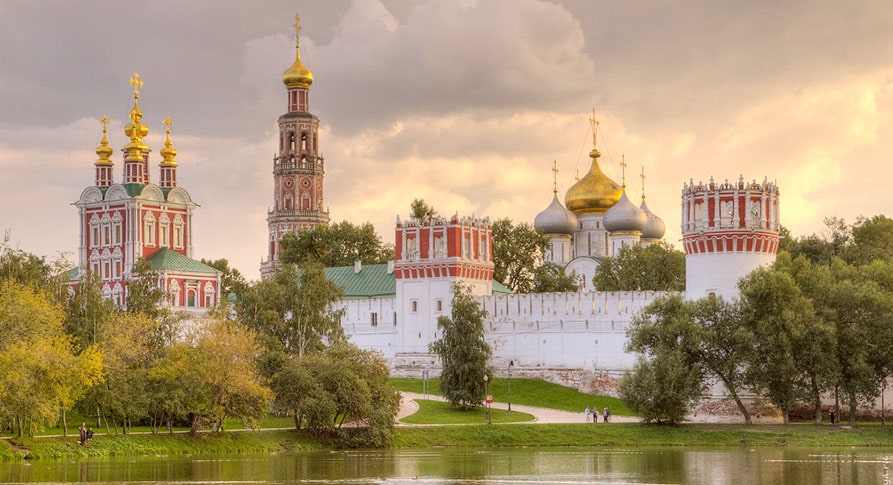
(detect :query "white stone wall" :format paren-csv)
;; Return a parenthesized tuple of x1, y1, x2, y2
(685, 252, 775, 301)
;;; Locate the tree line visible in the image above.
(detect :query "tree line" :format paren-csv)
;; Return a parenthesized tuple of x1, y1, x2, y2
(621, 215, 893, 426)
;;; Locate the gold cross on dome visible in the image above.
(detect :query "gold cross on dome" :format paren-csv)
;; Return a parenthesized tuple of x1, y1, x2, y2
(163, 115, 173, 132)
(99, 115, 109, 133)
(640, 166, 646, 201)
(589, 107, 599, 148)
(293, 13, 302, 45)
(129, 72, 143, 96)
(620, 154, 627, 188)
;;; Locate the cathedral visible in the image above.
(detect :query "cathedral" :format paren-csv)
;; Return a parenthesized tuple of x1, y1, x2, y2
(257, 16, 781, 382)
(70, 74, 220, 312)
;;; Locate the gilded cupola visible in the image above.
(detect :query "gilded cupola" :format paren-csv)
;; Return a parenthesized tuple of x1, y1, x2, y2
(123, 72, 150, 162)
(94, 115, 113, 166)
(159, 116, 177, 166)
(564, 110, 622, 215)
(282, 13, 314, 89)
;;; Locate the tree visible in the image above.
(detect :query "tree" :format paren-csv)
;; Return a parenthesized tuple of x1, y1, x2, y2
(270, 343, 399, 447)
(63, 270, 118, 351)
(410, 199, 438, 221)
(532, 262, 579, 293)
(592, 241, 685, 291)
(0, 235, 65, 292)
(201, 258, 248, 299)
(846, 215, 893, 266)
(125, 258, 164, 318)
(619, 348, 702, 425)
(430, 282, 491, 409)
(491, 218, 549, 293)
(237, 261, 345, 358)
(279, 221, 394, 267)
(738, 257, 836, 424)
(150, 319, 270, 433)
(627, 295, 753, 424)
(0, 281, 103, 437)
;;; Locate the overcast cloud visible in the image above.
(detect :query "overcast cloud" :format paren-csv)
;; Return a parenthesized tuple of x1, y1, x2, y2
(2, 0, 892, 279)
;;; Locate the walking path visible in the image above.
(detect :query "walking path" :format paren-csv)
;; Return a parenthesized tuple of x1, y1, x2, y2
(396, 391, 639, 425)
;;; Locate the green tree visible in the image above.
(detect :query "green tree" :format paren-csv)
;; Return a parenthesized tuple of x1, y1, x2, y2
(619, 348, 702, 425)
(0, 235, 65, 292)
(410, 199, 438, 221)
(627, 295, 753, 424)
(201, 258, 248, 299)
(237, 261, 345, 358)
(279, 221, 394, 268)
(532, 262, 579, 293)
(592, 241, 685, 291)
(491, 218, 549, 293)
(846, 215, 893, 266)
(430, 282, 491, 409)
(63, 270, 118, 351)
(738, 257, 836, 424)
(151, 319, 270, 433)
(125, 258, 164, 318)
(0, 281, 103, 437)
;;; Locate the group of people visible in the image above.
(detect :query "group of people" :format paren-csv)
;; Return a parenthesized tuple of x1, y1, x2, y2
(78, 422, 94, 446)
(584, 406, 610, 423)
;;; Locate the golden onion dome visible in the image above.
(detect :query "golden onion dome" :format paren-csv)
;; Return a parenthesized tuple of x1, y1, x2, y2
(123, 73, 150, 161)
(283, 14, 314, 89)
(94, 115, 113, 165)
(564, 147, 622, 215)
(159, 116, 177, 166)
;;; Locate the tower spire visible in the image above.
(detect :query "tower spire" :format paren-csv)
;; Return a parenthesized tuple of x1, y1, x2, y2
(551, 160, 558, 197)
(589, 107, 601, 159)
(94, 115, 114, 187)
(159, 116, 178, 188)
(640, 166, 646, 202)
(282, 13, 314, 91)
(123, 72, 150, 184)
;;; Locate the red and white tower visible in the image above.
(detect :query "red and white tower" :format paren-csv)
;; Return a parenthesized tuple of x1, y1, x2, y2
(260, 14, 329, 279)
(393, 214, 494, 352)
(72, 73, 220, 311)
(681, 176, 780, 300)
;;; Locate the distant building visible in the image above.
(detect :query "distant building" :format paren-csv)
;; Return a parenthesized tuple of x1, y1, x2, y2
(70, 74, 220, 313)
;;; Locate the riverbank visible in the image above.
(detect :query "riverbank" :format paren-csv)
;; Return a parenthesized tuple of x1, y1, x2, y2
(5, 423, 893, 460)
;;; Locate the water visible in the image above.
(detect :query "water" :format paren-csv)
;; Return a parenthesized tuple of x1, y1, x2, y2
(0, 448, 890, 484)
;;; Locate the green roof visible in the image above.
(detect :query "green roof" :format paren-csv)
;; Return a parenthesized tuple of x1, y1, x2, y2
(492, 280, 512, 294)
(324, 264, 396, 298)
(146, 248, 220, 274)
(322, 263, 513, 298)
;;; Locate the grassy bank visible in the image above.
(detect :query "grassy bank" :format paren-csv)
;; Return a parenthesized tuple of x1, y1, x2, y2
(392, 423, 893, 448)
(3, 430, 321, 460)
(4, 423, 893, 460)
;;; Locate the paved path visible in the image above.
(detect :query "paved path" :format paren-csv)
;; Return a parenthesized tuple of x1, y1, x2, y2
(396, 391, 638, 425)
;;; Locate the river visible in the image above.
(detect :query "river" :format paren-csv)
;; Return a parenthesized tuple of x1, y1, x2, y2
(0, 447, 891, 484)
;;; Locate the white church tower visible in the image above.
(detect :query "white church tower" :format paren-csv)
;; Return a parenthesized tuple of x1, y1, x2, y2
(682, 176, 780, 300)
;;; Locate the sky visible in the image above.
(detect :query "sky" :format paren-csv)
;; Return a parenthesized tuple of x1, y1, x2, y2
(2, 0, 893, 280)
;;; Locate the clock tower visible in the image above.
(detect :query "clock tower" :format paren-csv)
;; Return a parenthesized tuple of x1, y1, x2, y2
(260, 14, 330, 279)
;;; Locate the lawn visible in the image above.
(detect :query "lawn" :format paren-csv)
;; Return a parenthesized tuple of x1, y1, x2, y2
(399, 399, 535, 425)
(390, 377, 631, 415)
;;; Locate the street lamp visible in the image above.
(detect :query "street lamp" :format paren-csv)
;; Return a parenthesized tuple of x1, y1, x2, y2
(483, 374, 491, 424)
(508, 360, 514, 412)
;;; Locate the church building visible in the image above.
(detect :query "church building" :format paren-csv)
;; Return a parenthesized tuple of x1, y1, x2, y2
(71, 74, 220, 312)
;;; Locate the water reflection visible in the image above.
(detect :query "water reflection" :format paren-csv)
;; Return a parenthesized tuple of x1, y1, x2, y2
(0, 448, 890, 484)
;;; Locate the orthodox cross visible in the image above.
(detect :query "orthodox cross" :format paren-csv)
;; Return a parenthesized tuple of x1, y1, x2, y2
(129, 72, 143, 96)
(552, 160, 559, 196)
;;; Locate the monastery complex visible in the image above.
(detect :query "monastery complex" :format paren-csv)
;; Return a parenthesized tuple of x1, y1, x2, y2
(68, 15, 782, 389)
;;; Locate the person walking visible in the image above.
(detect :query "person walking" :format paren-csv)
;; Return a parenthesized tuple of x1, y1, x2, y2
(584, 406, 591, 423)
(78, 423, 87, 446)
(603, 406, 609, 423)
(593, 407, 600, 423)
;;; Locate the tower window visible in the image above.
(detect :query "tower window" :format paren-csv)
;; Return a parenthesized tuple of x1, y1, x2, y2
(371, 312, 378, 327)
(411, 300, 419, 313)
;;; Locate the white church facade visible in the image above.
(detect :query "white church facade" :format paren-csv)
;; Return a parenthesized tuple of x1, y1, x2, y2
(258, 17, 783, 387)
